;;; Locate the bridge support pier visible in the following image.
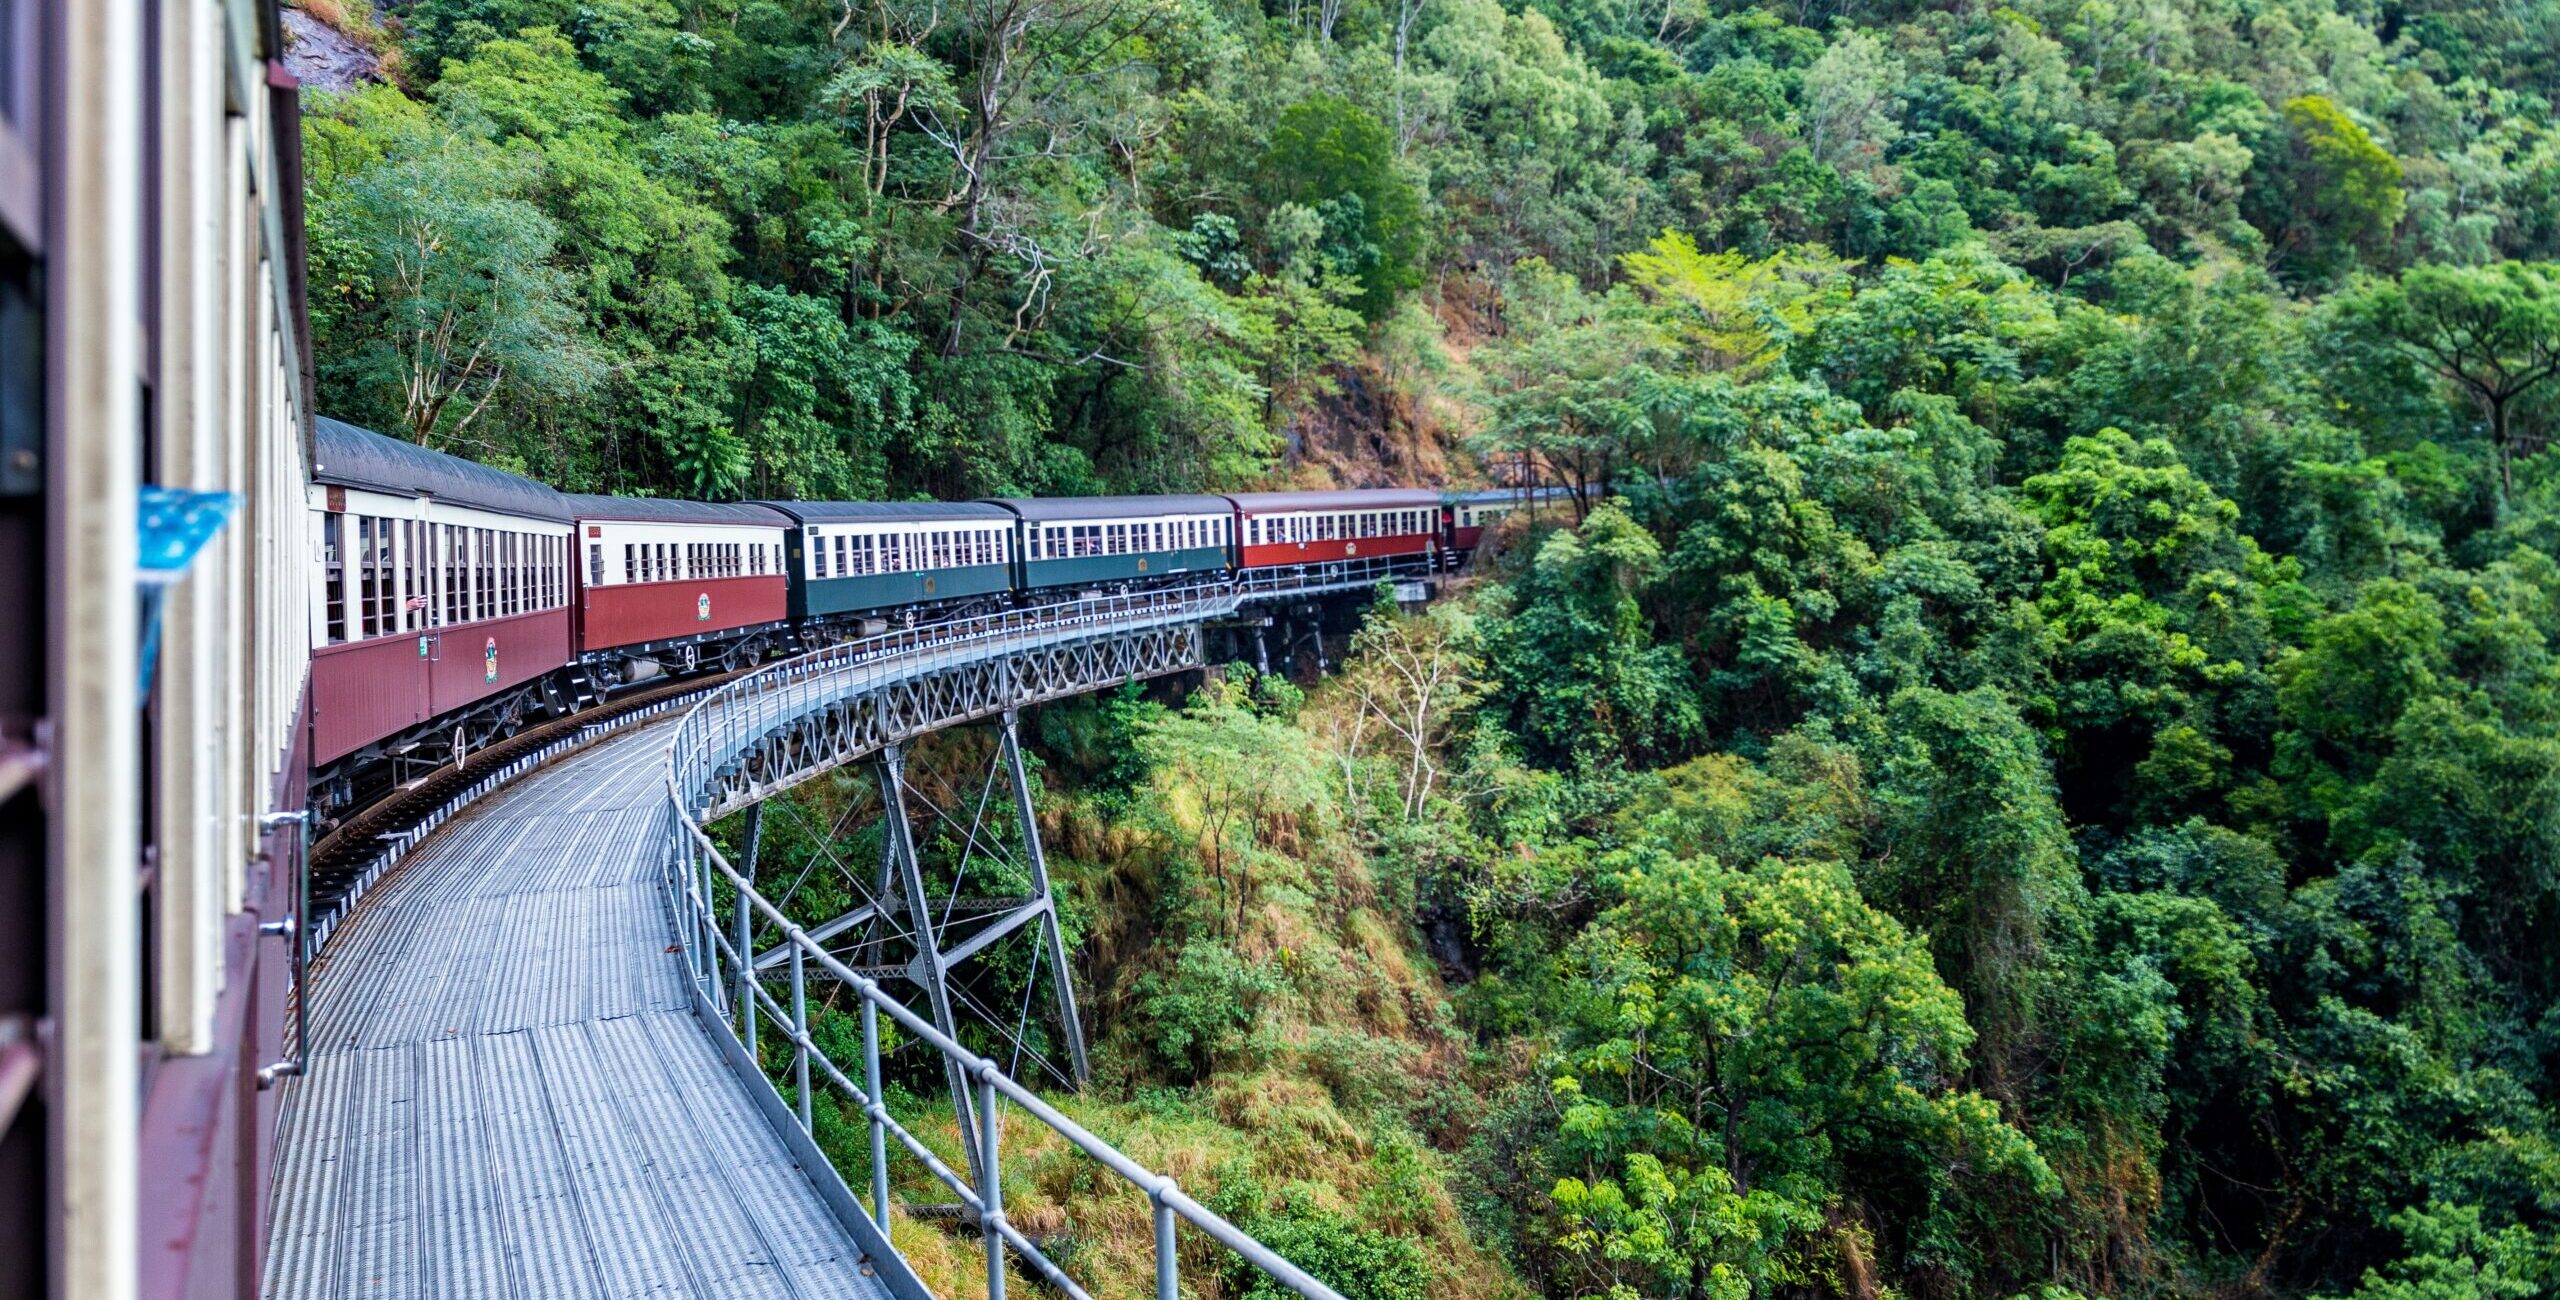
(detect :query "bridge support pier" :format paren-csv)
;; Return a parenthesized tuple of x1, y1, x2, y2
(1000, 710, 1090, 1088)
(874, 742, 982, 1182)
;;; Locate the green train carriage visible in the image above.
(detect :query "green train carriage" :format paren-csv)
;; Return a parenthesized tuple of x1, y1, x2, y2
(754, 499, 1020, 625)
(987, 494, 1237, 593)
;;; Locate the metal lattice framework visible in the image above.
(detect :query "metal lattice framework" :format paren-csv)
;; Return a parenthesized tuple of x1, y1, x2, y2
(661, 564, 1440, 1300)
(693, 613, 1213, 820)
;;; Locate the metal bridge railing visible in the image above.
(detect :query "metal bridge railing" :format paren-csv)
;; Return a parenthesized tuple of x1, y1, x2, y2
(662, 573, 1401, 1300)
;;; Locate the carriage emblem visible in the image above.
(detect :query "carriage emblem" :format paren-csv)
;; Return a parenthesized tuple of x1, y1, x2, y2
(697, 593, 711, 621)
(923, 576, 937, 595)
(1137, 557, 1148, 572)
(483, 637, 499, 682)
(1346, 543, 1359, 556)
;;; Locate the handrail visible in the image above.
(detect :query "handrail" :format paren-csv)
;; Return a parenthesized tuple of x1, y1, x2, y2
(660, 571, 1407, 1300)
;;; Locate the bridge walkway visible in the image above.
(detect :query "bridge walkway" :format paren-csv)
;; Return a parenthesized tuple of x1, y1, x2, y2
(262, 719, 896, 1300)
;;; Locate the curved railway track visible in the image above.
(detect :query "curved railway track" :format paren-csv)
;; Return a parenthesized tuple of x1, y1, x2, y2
(307, 672, 739, 913)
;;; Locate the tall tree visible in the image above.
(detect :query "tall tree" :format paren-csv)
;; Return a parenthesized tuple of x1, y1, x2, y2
(2341, 261, 2560, 496)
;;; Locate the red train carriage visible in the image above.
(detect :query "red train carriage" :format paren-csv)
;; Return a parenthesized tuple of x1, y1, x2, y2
(306, 419, 577, 791)
(566, 496, 795, 684)
(1227, 489, 1447, 570)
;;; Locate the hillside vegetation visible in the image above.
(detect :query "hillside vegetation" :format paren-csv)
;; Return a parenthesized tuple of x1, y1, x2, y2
(297, 0, 2560, 1296)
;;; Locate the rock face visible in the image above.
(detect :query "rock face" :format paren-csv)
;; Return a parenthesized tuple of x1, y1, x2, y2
(280, 8, 379, 93)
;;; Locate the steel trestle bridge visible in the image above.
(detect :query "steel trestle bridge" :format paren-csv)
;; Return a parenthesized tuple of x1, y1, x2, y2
(269, 559, 1434, 1300)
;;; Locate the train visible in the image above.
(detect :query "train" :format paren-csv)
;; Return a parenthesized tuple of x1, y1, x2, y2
(305, 417, 1566, 830)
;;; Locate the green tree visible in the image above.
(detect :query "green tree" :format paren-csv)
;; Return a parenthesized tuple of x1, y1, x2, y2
(2267, 95, 2407, 282)
(303, 87, 600, 446)
(1259, 95, 1426, 321)
(1484, 503, 1702, 767)
(2339, 262, 2560, 496)
(1547, 851, 2052, 1299)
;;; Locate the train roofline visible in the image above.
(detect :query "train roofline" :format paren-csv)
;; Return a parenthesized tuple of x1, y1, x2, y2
(311, 416, 576, 521)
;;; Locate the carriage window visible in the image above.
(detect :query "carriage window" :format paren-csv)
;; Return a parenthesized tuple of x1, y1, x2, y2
(371, 517, 396, 636)
(381, 522, 401, 632)
(425, 523, 442, 626)
(322, 514, 347, 643)
(397, 522, 416, 631)
(442, 528, 461, 625)
(354, 518, 379, 638)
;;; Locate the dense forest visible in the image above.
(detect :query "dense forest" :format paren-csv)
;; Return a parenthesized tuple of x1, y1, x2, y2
(291, 0, 2560, 1297)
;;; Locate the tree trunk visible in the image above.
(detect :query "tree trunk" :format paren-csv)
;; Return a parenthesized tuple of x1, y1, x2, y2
(2493, 396, 2514, 498)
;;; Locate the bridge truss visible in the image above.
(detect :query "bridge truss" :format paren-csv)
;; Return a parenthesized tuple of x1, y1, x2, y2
(666, 561, 1433, 1299)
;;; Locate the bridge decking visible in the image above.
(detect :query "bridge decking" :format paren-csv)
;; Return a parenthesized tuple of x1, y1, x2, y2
(263, 720, 895, 1300)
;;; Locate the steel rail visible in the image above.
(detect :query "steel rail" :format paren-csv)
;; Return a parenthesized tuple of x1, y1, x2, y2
(662, 572, 1394, 1300)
